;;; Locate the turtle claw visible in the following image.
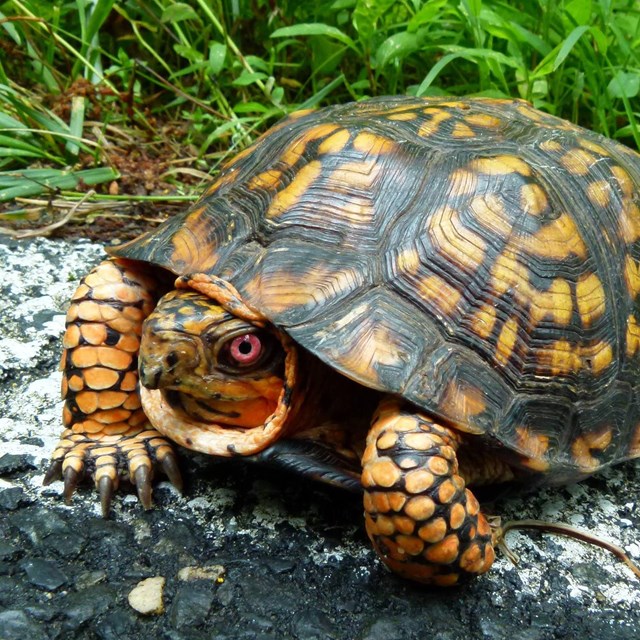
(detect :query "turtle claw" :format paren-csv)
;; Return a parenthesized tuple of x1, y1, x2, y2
(134, 465, 153, 510)
(46, 428, 180, 514)
(63, 466, 80, 504)
(161, 453, 183, 493)
(98, 475, 114, 518)
(43, 459, 63, 485)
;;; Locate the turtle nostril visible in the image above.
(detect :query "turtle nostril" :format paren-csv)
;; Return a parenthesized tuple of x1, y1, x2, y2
(166, 352, 179, 369)
(140, 365, 163, 390)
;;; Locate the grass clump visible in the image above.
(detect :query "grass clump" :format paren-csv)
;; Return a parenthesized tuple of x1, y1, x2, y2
(0, 0, 638, 233)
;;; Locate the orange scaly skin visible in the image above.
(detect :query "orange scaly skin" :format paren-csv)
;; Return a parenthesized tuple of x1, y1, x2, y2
(362, 399, 495, 585)
(44, 259, 181, 513)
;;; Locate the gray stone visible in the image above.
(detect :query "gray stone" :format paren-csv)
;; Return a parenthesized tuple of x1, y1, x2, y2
(22, 558, 67, 590)
(169, 584, 215, 629)
(0, 454, 35, 476)
(61, 585, 116, 631)
(23, 604, 57, 622)
(0, 541, 18, 561)
(153, 522, 198, 555)
(0, 609, 45, 640)
(94, 611, 137, 640)
(10, 506, 70, 544)
(215, 581, 235, 607)
(236, 614, 274, 634)
(360, 619, 403, 640)
(0, 576, 16, 601)
(0, 486, 26, 510)
(268, 558, 295, 574)
(290, 609, 336, 640)
(571, 561, 614, 584)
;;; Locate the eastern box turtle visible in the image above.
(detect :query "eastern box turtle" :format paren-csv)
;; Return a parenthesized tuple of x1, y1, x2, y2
(46, 96, 640, 586)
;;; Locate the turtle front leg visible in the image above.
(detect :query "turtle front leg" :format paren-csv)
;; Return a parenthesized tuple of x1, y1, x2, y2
(43, 258, 181, 515)
(362, 398, 495, 586)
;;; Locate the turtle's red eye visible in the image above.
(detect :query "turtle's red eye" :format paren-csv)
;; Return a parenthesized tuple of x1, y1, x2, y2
(229, 334, 263, 365)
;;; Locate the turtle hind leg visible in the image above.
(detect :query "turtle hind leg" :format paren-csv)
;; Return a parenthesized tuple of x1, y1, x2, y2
(45, 258, 182, 516)
(362, 398, 495, 586)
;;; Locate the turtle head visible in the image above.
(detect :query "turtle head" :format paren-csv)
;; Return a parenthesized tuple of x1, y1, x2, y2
(139, 289, 297, 456)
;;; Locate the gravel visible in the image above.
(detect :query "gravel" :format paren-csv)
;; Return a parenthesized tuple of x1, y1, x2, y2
(1, 235, 639, 639)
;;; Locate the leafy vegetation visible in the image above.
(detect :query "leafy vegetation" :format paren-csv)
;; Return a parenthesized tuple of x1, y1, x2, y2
(0, 0, 638, 230)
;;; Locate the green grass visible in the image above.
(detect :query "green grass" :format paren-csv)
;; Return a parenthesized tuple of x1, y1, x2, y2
(0, 0, 638, 223)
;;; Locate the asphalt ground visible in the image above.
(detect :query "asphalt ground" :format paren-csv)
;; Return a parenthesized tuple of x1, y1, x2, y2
(1, 235, 639, 640)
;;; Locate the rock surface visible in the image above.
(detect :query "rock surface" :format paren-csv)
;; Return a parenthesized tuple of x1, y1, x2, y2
(1, 235, 639, 639)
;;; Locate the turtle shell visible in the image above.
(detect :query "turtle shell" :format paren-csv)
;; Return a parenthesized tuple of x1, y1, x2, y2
(111, 96, 640, 482)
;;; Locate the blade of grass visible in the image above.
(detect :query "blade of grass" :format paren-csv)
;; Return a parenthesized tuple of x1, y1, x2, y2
(416, 47, 521, 95)
(553, 25, 590, 72)
(65, 95, 86, 158)
(77, 0, 117, 81)
(298, 75, 349, 110)
(271, 23, 359, 52)
(0, 166, 118, 201)
(0, 134, 64, 162)
(10, 0, 117, 90)
(194, 0, 270, 97)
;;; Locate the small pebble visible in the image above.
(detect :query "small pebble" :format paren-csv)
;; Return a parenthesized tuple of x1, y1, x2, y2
(177, 564, 225, 582)
(75, 570, 107, 590)
(127, 576, 165, 615)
